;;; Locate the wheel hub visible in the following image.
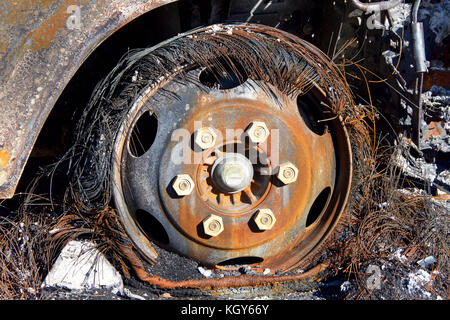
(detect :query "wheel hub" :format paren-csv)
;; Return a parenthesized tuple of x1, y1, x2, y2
(196, 142, 273, 215)
(211, 153, 254, 194)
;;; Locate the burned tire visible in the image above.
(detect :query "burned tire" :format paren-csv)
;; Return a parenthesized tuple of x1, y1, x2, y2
(75, 24, 353, 273)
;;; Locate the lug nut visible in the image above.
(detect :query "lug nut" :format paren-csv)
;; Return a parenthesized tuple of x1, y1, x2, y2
(202, 214, 224, 237)
(195, 127, 217, 149)
(246, 121, 270, 144)
(277, 162, 299, 185)
(173, 174, 195, 196)
(253, 209, 276, 231)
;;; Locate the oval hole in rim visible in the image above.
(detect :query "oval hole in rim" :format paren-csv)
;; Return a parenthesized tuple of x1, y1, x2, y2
(135, 209, 170, 245)
(297, 93, 327, 136)
(128, 111, 158, 157)
(306, 187, 332, 228)
(217, 256, 264, 266)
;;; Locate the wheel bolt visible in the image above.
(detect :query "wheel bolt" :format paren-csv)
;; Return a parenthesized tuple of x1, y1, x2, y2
(246, 121, 270, 144)
(195, 127, 217, 149)
(253, 209, 276, 231)
(202, 134, 212, 143)
(179, 180, 190, 191)
(202, 214, 224, 237)
(254, 127, 266, 138)
(172, 174, 195, 196)
(277, 162, 299, 185)
(283, 168, 295, 179)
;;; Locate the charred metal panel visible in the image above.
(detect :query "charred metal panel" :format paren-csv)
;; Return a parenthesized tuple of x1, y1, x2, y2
(0, 0, 176, 198)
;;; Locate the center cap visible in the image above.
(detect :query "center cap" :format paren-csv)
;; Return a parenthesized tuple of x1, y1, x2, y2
(211, 153, 254, 194)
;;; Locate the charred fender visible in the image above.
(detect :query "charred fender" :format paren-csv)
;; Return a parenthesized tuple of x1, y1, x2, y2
(0, 0, 176, 199)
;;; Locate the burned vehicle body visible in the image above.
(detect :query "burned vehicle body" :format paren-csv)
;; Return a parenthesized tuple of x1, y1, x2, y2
(1, 0, 448, 275)
(0, 0, 180, 198)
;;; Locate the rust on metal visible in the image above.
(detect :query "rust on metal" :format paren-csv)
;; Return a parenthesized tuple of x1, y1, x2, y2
(158, 84, 340, 270)
(433, 194, 450, 200)
(119, 243, 329, 289)
(0, 149, 10, 169)
(424, 121, 446, 141)
(196, 142, 273, 215)
(140, 264, 328, 289)
(0, 0, 176, 199)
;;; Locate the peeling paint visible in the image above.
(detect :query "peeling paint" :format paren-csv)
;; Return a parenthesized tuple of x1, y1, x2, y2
(0, 148, 10, 169)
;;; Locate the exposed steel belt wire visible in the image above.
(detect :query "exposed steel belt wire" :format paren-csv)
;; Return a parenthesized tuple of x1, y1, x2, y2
(119, 244, 329, 289)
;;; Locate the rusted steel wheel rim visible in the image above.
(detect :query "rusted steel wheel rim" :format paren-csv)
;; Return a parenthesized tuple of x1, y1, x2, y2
(111, 24, 352, 273)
